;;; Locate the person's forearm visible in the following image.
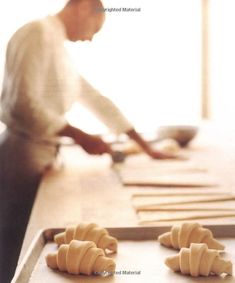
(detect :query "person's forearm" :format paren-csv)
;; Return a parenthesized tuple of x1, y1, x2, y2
(57, 124, 88, 143)
(125, 128, 152, 154)
(126, 128, 178, 159)
(57, 124, 112, 155)
(78, 76, 133, 135)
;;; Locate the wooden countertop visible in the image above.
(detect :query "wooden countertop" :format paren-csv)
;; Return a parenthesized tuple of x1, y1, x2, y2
(18, 123, 235, 264)
(18, 146, 137, 264)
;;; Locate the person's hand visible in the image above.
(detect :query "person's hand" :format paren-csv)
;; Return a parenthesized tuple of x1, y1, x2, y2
(146, 148, 177, 159)
(58, 125, 112, 155)
(146, 148, 188, 160)
(126, 128, 184, 160)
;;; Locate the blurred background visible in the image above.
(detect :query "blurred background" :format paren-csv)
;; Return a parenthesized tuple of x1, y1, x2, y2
(0, 0, 234, 135)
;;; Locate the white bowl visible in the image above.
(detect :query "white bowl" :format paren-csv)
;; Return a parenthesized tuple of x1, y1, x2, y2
(157, 125, 198, 147)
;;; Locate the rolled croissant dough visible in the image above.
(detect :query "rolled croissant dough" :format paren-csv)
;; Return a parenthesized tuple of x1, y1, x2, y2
(138, 210, 235, 224)
(132, 194, 235, 210)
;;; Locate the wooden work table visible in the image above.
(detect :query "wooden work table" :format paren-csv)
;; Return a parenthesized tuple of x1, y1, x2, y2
(18, 123, 235, 265)
(18, 147, 137, 265)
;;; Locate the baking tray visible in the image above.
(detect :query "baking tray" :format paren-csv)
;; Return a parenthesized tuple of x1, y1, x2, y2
(12, 225, 235, 283)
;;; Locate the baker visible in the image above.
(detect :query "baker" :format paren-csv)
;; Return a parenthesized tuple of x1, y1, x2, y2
(0, 0, 173, 281)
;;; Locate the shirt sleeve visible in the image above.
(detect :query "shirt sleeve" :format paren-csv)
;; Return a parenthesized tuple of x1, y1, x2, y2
(77, 76, 133, 135)
(3, 22, 67, 138)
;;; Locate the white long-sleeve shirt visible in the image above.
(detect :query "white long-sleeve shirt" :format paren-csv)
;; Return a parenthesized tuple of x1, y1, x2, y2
(0, 15, 133, 140)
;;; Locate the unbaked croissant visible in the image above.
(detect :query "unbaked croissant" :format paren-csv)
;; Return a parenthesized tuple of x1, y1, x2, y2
(46, 240, 116, 276)
(54, 223, 118, 252)
(165, 243, 232, 277)
(158, 222, 224, 250)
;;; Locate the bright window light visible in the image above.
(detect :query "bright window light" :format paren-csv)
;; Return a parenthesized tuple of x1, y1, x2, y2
(66, 0, 202, 133)
(0, 0, 201, 135)
(210, 0, 235, 124)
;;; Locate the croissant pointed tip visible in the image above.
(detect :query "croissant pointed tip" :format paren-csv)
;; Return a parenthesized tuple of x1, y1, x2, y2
(217, 243, 225, 251)
(158, 232, 171, 247)
(215, 242, 225, 251)
(93, 254, 116, 276)
(54, 233, 65, 246)
(108, 242, 118, 253)
(46, 253, 57, 269)
(207, 238, 225, 250)
(164, 257, 171, 268)
(104, 261, 116, 276)
(165, 255, 179, 272)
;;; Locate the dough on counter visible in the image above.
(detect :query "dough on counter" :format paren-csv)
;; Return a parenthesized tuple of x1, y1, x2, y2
(121, 141, 142, 155)
(154, 138, 180, 155)
(158, 222, 224, 250)
(165, 243, 232, 277)
(46, 240, 116, 276)
(113, 138, 179, 156)
(54, 223, 118, 253)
